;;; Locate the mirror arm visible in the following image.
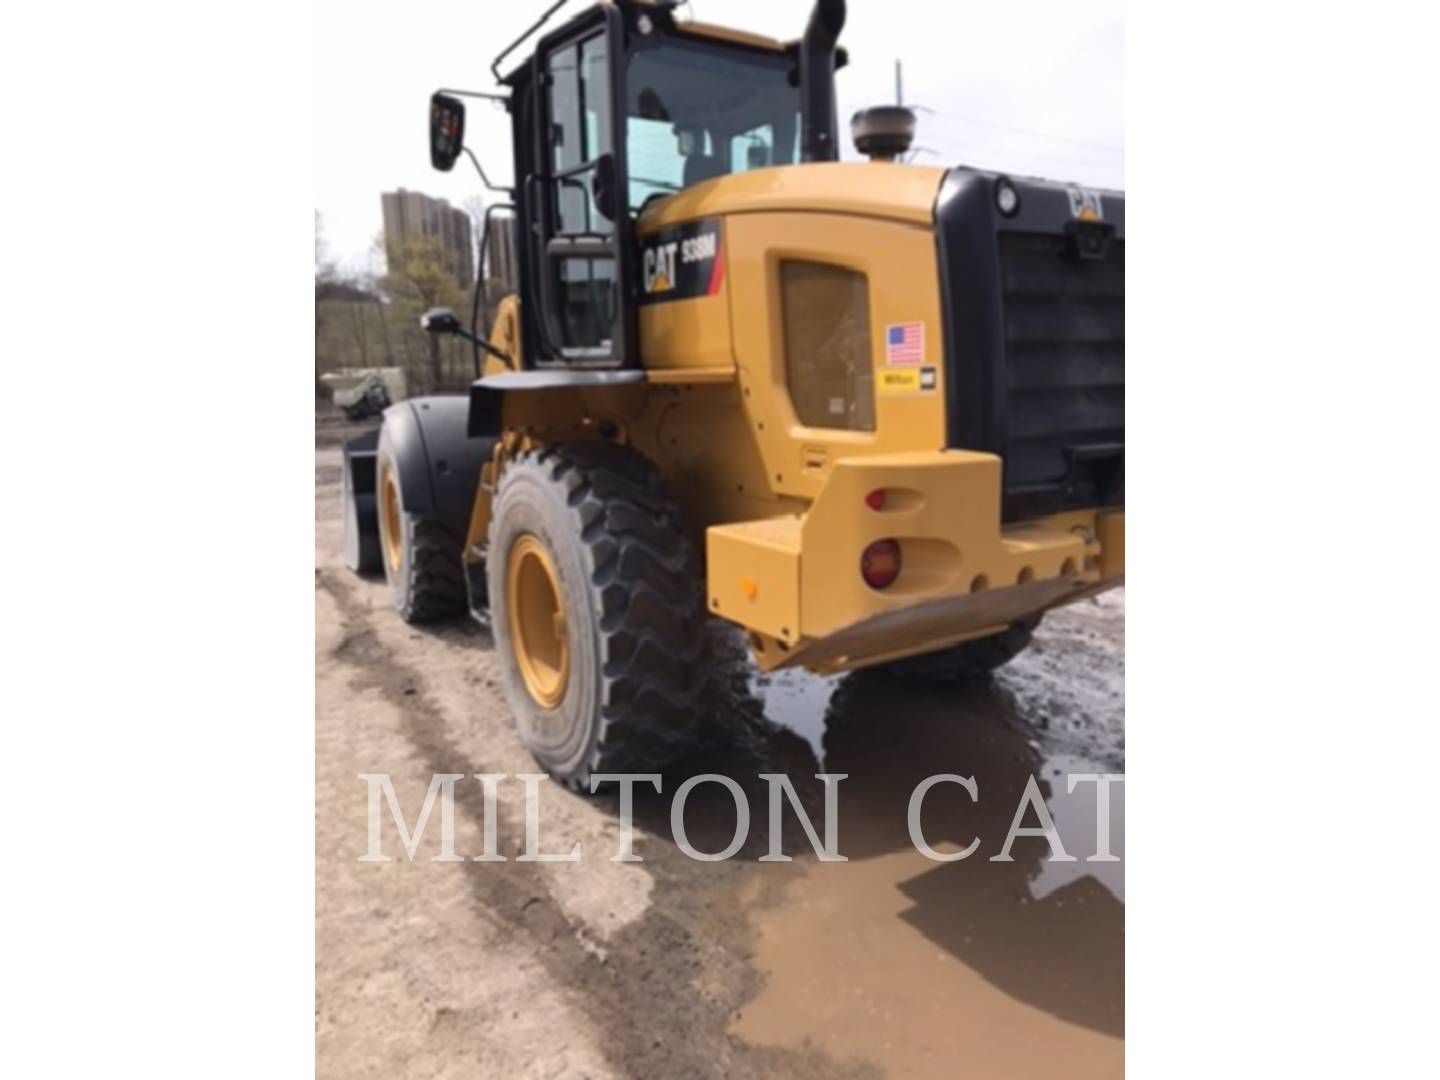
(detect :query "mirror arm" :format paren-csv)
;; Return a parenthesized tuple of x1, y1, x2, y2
(429, 318, 513, 368)
(435, 87, 510, 105)
(463, 147, 514, 196)
(469, 334, 514, 368)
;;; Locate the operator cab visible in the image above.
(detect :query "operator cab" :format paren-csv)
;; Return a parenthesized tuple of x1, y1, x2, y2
(431, 1, 844, 372)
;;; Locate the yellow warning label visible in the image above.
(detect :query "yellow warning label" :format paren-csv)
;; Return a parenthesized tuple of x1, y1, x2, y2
(878, 369, 921, 394)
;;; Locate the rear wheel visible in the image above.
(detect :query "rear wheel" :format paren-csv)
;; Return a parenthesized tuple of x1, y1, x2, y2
(375, 432, 467, 623)
(880, 617, 1040, 683)
(487, 443, 705, 788)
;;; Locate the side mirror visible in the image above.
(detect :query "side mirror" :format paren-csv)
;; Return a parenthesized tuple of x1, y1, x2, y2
(429, 94, 466, 171)
(420, 307, 462, 335)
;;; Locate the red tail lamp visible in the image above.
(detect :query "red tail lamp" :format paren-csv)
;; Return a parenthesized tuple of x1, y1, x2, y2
(861, 539, 902, 589)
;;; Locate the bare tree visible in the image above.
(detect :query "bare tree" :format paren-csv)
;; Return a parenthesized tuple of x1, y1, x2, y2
(380, 235, 467, 392)
(315, 210, 337, 283)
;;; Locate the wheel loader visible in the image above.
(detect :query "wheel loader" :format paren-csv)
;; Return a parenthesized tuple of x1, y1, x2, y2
(341, 0, 1125, 787)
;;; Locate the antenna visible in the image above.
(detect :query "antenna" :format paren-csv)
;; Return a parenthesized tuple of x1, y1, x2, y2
(895, 59, 903, 106)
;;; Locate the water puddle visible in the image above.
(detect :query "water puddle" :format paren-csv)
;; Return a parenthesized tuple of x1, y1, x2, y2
(732, 595, 1125, 1077)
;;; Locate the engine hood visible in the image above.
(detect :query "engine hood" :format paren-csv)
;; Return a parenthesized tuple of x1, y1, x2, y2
(637, 161, 946, 234)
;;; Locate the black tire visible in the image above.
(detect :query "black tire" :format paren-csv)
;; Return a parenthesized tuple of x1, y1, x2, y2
(376, 431, 467, 624)
(487, 443, 705, 789)
(880, 617, 1041, 683)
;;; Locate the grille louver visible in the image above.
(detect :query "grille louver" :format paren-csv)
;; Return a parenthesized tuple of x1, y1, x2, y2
(998, 232, 1125, 503)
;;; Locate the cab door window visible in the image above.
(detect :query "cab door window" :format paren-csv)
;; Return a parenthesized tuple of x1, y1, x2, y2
(548, 34, 612, 238)
(545, 32, 616, 356)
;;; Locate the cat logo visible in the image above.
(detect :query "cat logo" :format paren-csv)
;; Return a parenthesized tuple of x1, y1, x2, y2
(1067, 188, 1105, 222)
(643, 240, 679, 294)
(639, 218, 725, 304)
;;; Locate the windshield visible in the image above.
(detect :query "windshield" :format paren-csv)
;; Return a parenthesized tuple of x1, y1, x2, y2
(626, 36, 800, 214)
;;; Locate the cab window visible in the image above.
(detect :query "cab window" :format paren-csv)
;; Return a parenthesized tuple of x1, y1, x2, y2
(625, 37, 799, 214)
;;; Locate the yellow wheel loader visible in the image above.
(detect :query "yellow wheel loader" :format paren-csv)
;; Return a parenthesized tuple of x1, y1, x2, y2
(341, 0, 1124, 787)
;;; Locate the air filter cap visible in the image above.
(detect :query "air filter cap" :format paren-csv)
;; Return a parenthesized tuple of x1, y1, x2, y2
(850, 106, 916, 161)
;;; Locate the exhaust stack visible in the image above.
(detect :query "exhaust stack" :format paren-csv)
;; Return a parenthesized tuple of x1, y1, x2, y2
(799, 0, 846, 163)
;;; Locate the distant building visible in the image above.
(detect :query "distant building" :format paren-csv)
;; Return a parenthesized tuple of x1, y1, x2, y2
(380, 190, 474, 289)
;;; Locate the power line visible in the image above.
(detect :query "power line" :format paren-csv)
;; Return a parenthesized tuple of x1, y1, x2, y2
(917, 141, 1124, 184)
(922, 129, 1124, 170)
(926, 106, 1124, 154)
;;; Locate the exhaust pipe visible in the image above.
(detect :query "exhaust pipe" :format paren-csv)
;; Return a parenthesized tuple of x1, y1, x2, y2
(799, 0, 846, 163)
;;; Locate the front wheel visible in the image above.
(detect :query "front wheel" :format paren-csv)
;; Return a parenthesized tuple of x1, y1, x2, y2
(487, 444, 706, 789)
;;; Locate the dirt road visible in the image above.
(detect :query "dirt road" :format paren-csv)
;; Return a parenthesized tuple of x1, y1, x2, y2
(316, 424, 1125, 1079)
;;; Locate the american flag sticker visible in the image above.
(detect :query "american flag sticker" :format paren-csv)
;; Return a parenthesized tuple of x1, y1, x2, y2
(885, 322, 925, 366)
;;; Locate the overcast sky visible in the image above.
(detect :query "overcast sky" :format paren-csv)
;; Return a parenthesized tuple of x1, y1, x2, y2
(313, 0, 1124, 273)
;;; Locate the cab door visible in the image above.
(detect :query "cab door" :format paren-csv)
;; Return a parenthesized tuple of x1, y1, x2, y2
(529, 7, 635, 367)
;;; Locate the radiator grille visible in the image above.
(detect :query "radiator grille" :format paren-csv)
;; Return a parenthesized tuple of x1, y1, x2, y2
(998, 232, 1125, 501)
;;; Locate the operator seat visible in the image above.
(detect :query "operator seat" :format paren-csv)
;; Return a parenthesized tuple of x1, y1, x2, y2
(683, 153, 726, 188)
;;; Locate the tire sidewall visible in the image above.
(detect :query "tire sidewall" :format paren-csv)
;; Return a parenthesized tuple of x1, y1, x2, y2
(487, 459, 602, 778)
(375, 432, 415, 617)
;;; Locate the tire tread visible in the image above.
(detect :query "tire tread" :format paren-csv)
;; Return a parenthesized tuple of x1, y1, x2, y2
(495, 443, 705, 787)
(398, 517, 467, 623)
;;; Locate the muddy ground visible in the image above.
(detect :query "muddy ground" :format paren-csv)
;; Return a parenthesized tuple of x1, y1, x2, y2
(315, 419, 1125, 1079)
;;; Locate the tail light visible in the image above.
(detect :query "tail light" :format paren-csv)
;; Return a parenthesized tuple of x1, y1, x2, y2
(861, 539, 901, 589)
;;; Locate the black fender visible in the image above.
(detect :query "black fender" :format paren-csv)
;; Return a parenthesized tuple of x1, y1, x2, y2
(467, 370, 646, 437)
(381, 396, 495, 523)
(341, 396, 496, 574)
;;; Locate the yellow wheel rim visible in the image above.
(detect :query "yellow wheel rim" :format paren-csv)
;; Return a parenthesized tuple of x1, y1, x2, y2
(506, 535, 569, 709)
(379, 463, 404, 575)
